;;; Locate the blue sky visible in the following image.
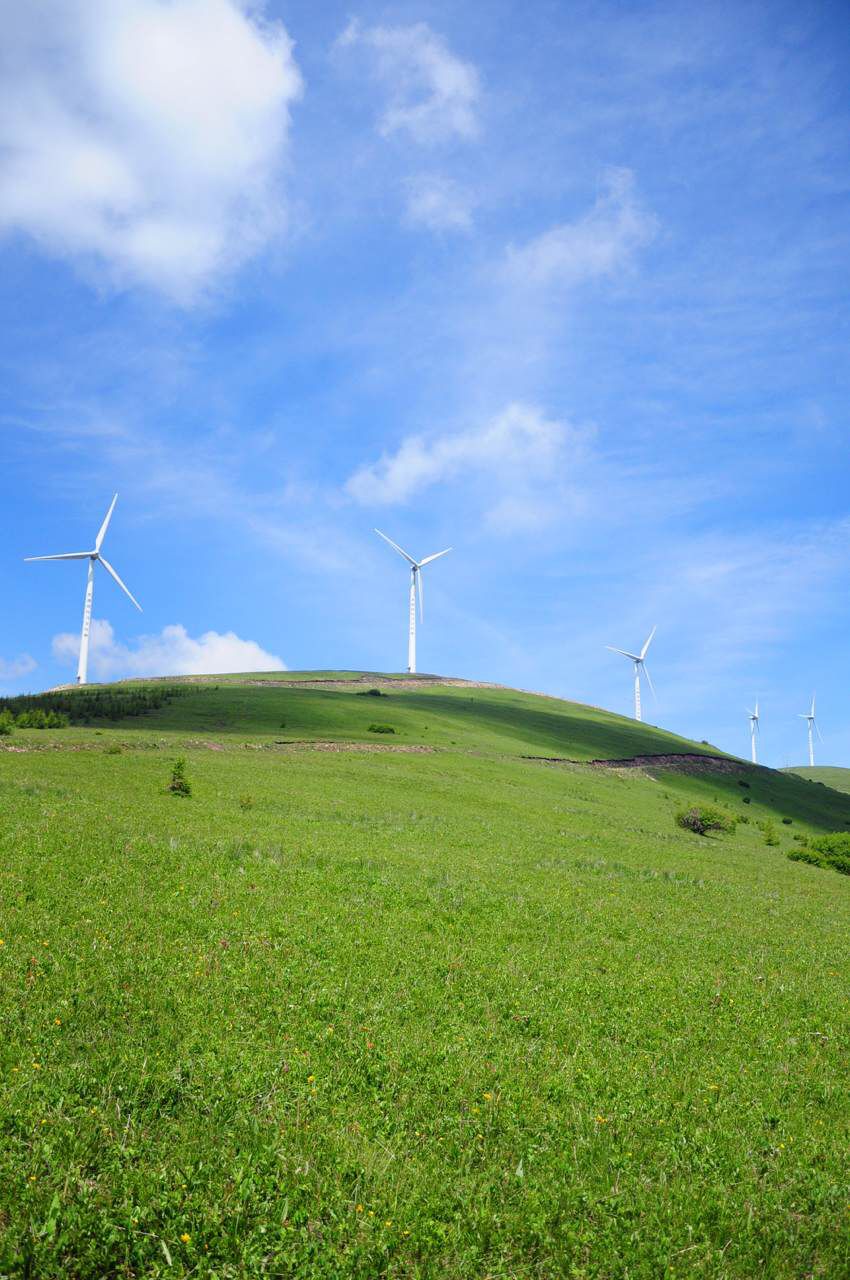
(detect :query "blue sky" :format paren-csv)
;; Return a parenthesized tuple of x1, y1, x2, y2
(1, 0, 849, 767)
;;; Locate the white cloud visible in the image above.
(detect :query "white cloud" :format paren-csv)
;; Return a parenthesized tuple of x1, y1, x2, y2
(0, 0, 302, 302)
(52, 619, 285, 679)
(338, 19, 480, 144)
(403, 174, 474, 231)
(505, 169, 655, 288)
(346, 402, 592, 531)
(0, 654, 37, 681)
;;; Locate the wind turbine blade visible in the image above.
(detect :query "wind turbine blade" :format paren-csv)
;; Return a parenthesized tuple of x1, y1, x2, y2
(95, 494, 118, 552)
(642, 664, 657, 700)
(24, 551, 93, 561)
(374, 529, 417, 566)
(816, 722, 824, 744)
(606, 645, 641, 661)
(98, 556, 142, 611)
(419, 547, 452, 567)
(417, 569, 424, 623)
(810, 694, 816, 718)
(640, 625, 657, 660)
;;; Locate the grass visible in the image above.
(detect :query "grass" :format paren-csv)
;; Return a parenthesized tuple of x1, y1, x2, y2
(785, 765, 850, 796)
(1, 676, 849, 1277)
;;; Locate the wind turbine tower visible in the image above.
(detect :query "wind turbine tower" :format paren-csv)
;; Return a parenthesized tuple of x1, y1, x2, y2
(374, 530, 451, 674)
(747, 701, 760, 764)
(25, 495, 142, 686)
(606, 626, 657, 721)
(800, 694, 821, 768)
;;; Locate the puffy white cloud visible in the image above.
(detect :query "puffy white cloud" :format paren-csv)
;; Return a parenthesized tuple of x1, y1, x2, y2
(346, 402, 591, 531)
(403, 174, 474, 231)
(338, 19, 480, 144)
(52, 619, 285, 679)
(0, 654, 37, 681)
(505, 169, 655, 288)
(0, 0, 302, 301)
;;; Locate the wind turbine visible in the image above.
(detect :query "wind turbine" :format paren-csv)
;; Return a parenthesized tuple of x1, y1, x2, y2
(747, 701, 760, 764)
(374, 529, 451, 674)
(800, 694, 821, 768)
(25, 495, 142, 686)
(606, 626, 657, 721)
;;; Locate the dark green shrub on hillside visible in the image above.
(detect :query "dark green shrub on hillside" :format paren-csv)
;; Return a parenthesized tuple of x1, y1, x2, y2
(789, 833, 850, 876)
(168, 758, 192, 797)
(737, 780, 750, 789)
(368, 723, 396, 735)
(675, 805, 736, 836)
(742, 796, 751, 804)
(357, 688, 386, 697)
(782, 817, 792, 825)
(760, 819, 779, 847)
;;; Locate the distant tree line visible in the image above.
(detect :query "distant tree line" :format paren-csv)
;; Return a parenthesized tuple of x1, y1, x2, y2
(0, 685, 189, 730)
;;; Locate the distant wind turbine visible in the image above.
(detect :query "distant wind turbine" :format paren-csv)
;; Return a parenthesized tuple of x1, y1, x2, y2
(606, 626, 657, 721)
(374, 529, 451, 674)
(800, 694, 822, 768)
(25, 495, 142, 686)
(747, 701, 760, 764)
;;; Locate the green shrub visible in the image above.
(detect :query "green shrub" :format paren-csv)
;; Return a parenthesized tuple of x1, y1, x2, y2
(675, 805, 736, 836)
(742, 796, 751, 804)
(781, 817, 792, 825)
(357, 688, 386, 697)
(0, 710, 13, 736)
(368, 723, 396, 735)
(788, 836, 850, 876)
(168, 758, 192, 797)
(760, 819, 779, 847)
(104, 743, 122, 755)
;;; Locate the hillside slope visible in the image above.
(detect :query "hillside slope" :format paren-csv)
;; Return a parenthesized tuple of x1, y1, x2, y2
(1, 673, 849, 1277)
(786, 764, 850, 795)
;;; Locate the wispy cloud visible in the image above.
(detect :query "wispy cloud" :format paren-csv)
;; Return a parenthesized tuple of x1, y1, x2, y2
(0, 0, 302, 302)
(338, 19, 480, 144)
(403, 174, 475, 232)
(52, 619, 285, 679)
(504, 169, 655, 289)
(0, 654, 37, 681)
(346, 402, 592, 531)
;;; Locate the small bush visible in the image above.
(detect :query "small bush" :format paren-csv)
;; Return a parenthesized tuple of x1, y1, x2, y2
(789, 834, 850, 876)
(742, 796, 751, 804)
(737, 780, 750, 789)
(0, 710, 14, 736)
(356, 688, 386, 697)
(104, 743, 122, 755)
(760, 819, 779, 847)
(781, 817, 792, 825)
(168, 758, 192, 797)
(675, 805, 737, 836)
(368, 723, 396, 735)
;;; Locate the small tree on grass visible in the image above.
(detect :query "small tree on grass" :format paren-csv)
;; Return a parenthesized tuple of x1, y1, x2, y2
(759, 819, 779, 847)
(0, 710, 13, 736)
(676, 805, 737, 836)
(168, 758, 192, 797)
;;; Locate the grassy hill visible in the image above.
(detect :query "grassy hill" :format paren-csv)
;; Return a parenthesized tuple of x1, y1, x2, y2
(1, 674, 849, 1277)
(785, 764, 850, 795)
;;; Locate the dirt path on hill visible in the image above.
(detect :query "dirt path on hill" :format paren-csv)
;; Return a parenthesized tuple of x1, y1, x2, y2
(523, 751, 745, 775)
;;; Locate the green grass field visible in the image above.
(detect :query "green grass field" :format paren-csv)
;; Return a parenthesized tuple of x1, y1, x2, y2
(786, 765, 850, 796)
(1, 676, 849, 1277)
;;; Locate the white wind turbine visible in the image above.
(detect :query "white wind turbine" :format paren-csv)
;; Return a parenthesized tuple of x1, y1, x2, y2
(800, 694, 821, 768)
(606, 626, 657, 721)
(375, 529, 451, 674)
(747, 701, 760, 764)
(25, 495, 142, 686)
